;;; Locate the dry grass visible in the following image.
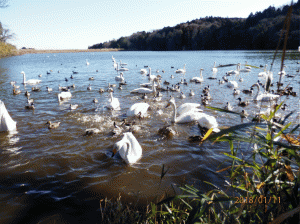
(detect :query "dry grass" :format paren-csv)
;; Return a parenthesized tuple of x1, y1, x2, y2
(14, 48, 122, 56)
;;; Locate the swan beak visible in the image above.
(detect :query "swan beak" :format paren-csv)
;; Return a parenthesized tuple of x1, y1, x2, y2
(165, 102, 171, 108)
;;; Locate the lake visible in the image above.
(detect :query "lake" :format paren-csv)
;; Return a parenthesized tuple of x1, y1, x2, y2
(0, 50, 299, 223)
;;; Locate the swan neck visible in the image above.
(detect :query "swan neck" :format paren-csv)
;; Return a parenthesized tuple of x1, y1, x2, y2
(23, 73, 26, 84)
(253, 84, 260, 101)
(170, 102, 177, 123)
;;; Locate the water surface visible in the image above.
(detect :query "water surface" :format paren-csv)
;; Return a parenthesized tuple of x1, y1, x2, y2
(0, 50, 299, 223)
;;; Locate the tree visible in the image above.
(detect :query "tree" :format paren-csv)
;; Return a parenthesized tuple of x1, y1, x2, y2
(0, 22, 14, 42)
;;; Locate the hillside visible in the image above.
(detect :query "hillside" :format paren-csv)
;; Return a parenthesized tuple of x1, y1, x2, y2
(89, 1, 300, 51)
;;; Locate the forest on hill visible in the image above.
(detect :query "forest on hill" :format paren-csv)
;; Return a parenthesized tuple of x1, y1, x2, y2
(89, 1, 300, 51)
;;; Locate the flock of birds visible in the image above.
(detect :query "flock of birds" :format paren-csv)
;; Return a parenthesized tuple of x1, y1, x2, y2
(1, 55, 299, 165)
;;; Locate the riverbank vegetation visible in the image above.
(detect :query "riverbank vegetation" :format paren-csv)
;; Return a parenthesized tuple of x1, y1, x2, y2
(89, 0, 300, 51)
(0, 41, 16, 58)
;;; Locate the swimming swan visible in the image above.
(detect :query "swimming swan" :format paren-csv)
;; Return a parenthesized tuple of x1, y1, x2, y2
(175, 64, 186, 73)
(58, 91, 72, 102)
(251, 83, 279, 102)
(126, 102, 150, 118)
(226, 64, 240, 76)
(0, 100, 17, 132)
(258, 64, 268, 77)
(190, 68, 204, 83)
(115, 72, 125, 82)
(140, 69, 147, 74)
(131, 80, 156, 94)
(166, 97, 219, 132)
(278, 65, 286, 76)
(226, 80, 238, 88)
(105, 90, 120, 110)
(212, 62, 218, 73)
(116, 63, 129, 71)
(112, 132, 142, 164)
(21, 71, 41, 85)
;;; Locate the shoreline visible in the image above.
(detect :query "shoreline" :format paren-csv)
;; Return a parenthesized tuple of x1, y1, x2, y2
(13, 48, 122, 56)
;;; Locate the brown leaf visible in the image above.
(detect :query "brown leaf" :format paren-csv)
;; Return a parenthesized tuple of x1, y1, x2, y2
(285, 165, 294, 181)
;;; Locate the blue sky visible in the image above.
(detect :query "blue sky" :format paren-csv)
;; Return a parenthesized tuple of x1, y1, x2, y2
(0, 0, 292, 50)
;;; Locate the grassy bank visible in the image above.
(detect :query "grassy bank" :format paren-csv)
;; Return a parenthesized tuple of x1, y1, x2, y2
(15, 48, 123, 56)
(0, 42, 17, 58)
(0, 46, 123, 58)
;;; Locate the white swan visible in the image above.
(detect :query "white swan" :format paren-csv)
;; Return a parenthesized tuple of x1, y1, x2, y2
(190, 68, 204, 83)
(258, 64, 268, 77)
(120, 60, 127, 66)
(112, 132, 142, 164)
(0, 100, 17, 132)
(115, 72, 125, 82)
(116, 63, 129, 71)
(226, 80, 238, 88)
(140, 69, 147, 74)
(251, 83, 279, 102)
(244, 61, 252, 70)
(58, 91, 72, 102)
(147, 67, 157, 81)
(226, 64, 240, 75)
(175, 64, 186, 73)
(130, 80, 156, 94)
(166, 97, 219, 132)
(105, 90, 120, 110)
(239, 62, 251, 72)
(126, 102, 150, 118)
(21, 71, 41, 85)
(278, 65, 286, 76)
(212, 62, 218, 73)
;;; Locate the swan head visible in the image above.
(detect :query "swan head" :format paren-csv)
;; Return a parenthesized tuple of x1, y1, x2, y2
(166, 97, 176, 108)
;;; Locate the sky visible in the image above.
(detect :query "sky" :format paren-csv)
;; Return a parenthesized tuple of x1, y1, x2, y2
(0, 0, 292, 50)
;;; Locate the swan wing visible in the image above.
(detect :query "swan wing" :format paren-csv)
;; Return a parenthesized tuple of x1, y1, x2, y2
(176, 111, 203, 124)
(58, 92, 72, 101)
(177, 103, 202, 115)
(190, 77, 203, 82)
(124, 132, 142, 164)
(126, 103, 150, 117)
(130, 87, 152, 94)
(0, 100, 17, 132)
(198, 114, 220, 132)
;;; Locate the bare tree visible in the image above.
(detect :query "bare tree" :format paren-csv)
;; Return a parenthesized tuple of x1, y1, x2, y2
(0, 22, 14, 42)
(0, 0, 8, 8)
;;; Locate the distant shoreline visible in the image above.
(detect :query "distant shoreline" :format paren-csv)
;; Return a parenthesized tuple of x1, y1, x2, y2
(14, 48, 122, 56)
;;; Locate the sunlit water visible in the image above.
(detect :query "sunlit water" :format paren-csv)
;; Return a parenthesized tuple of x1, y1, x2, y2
(0, 50, 300, 223)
